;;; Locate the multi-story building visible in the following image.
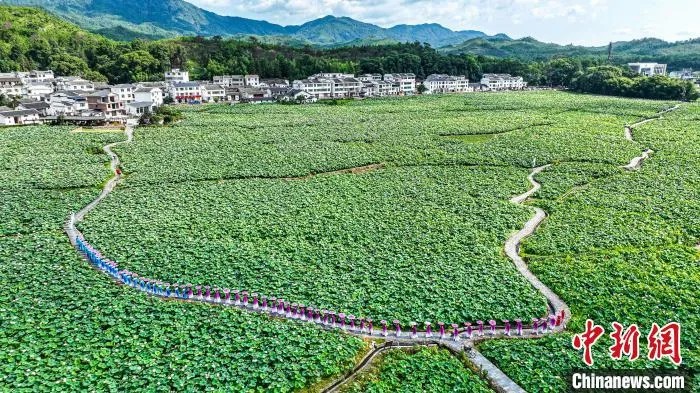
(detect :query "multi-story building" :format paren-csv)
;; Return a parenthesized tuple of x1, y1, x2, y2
(201, 84, 226, 102)
(55, 77, 95, 92)
(87, 90, 125, 118)
(383, 73, 416, 95)
(292, 78, 333, 99)
(628, 63, 667, 76)
(110, 84, 136, 104)
(330, 77, 363, 98)
(244, 75, 260, 87)
(134, 87, 164, 107)
(358, 74, 383, 82)
(164, 68, 190, 83)
(214, 75, 245, 87)
(24, 83, 55, 100)
(17, 70, 55, 84)
(213, 75, 261, 87)
(423, 74, 472, 93)
(0, 76, 23, 98)
(170, 82, 202, 102)
(480, 74, 527, 90)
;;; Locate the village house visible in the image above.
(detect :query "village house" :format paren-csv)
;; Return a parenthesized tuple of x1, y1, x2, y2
(0, 76, 23, 98)
(423, 74, 472, 94)
(24, 82, 55, 100)
(480, 74, 527, 90)
(170, 82, 202, 103)
(134, 87, 164, 107)
(292, 78, 333, 99)
(164, 68, 190, 83)
(0, 108, 41, 126)
(48, 91, 90, 116)
(213, 75, 261, 88)
(126, 101, 155, 116)
(87, 90, 125, 118)
(17, 101, 51, 117)
(330, 77, 363, 98)
(110, 84, 136, 104)
(55, 77, 95, 92)
(628, 63, 667, 76)
(358, 74, 383, 82)
(259, 78, 290, 88)
(280, 89, 316, 104)
(201, 84, 226, 102)
(17, 70, 55, 84)
(384, 73, 417, 95)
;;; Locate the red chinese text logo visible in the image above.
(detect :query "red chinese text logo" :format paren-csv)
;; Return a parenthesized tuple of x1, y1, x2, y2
(572, 321, 682, 366)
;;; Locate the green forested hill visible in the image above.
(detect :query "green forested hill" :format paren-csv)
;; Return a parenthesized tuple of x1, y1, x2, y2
(441, 37, 700, 69)
(0, 0, 495, 47)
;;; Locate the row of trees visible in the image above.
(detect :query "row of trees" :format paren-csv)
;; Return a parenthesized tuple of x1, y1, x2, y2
(570, 66, 699, 101)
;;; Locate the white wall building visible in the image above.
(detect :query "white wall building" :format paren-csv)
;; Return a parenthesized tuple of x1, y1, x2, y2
(201, 84, 226, 102)
(0, 76, 23, 98)
(110, 84, 136, 104)
(0, 109, 41, 125)
(170, 82, 202, 102)
(423, 74, 472, 94)
(244, 75, 260, 87)
(134, 87, 163, 107)
(480, 74, 527, 90)
(384, 73, 416, 95)
(55, 77, 95, 92)
(628, 63, 667, 76)
(17, 70, 54, 84)
(213, 75, 260, 87)
(24, 83, 54, 100)
(292, 78, 333, 99)
(165, 68, 190, 83)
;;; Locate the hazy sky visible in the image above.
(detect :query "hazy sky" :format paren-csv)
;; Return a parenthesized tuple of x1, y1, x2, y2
(187, 0, 700, 46)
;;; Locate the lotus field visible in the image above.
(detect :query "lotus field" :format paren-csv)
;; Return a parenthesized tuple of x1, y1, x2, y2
(2, 91, 697, 391)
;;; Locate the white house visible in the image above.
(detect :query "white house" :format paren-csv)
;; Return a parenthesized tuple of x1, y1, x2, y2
(384, 73, 416, 95)
(244, 75, 260, 87)
(17, 70, 54, 84)
(165, 68, 190, 83)
(0, 109, 41, 125)
(281, 89, 317, 104)
(423, 74, 472, 94)
(480, 74, 527, 90)
(24, 83, 55, 100)
(214, 75, 245, 87)
(0, 76, 23, 98)
(358, 74, 383, 82)
(110, 84, 136, 104)
(55, 77, 95, 92)
(292, 78, 333, 99)
(201, 84, 226, 102)
(134, 87, 163, 107)
(628, 63, 667, 77)
(17, 101, 51, 116)
(170, 82, 202, 102)
(330, 77, 363, 98)
(126, 101, 155, 116)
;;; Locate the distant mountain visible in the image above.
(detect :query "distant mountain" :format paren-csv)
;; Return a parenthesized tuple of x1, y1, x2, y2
(441, 36, 700, 69)
(0, 0, 501, 47)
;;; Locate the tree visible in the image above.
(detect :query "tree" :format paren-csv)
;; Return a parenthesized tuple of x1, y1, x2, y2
(417, 83, 428, 94)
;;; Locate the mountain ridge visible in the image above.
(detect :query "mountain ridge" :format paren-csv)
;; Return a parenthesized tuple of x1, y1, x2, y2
(0, 0, 504, 46)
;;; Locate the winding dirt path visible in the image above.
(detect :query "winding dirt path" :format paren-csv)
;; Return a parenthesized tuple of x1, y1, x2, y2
(622, 105, 680, 170)
(504, 165, 571, 329)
